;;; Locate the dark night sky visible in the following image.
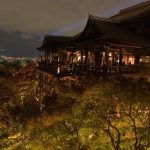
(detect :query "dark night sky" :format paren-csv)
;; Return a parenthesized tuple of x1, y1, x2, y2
(0, 0, 147, 57)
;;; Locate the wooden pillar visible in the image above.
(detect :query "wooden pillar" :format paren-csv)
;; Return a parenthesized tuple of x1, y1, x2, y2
(57, 49, 60, 63)
(94, 47, 100, 67)
(99, 51, 103, 66)
(84, 48, 88, 64)
(102, 46, 108, 76)
(47, 51, 49, 62)
(47, 52, 49, 62)
(134, 52, 141, 65)
(105, 48, 108, 66)
(46, 51, 49, 62)
(119, 48, 123, 73)
(112, 51, 115, 65)
(51, 51, 54, 63)
(49, 51, 51, 63)
(119, 48, 123, 66)
(71, 48, 74, 63)
(44, 51, 47, 62)
(81, 49, 84, 63)
(67, 51, 70, 63)
(49, 50, 52, 63)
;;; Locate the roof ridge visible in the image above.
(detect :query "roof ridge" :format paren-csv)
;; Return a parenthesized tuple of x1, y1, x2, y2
(89, 14, 106, 20)
(120, 0, 150, 14)
(109, 0, 150, 20)
(89, 14, 120, 24)
(45, 35, 72, 38)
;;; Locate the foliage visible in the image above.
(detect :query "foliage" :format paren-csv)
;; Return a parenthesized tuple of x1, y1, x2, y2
(0, 62, 150, 150)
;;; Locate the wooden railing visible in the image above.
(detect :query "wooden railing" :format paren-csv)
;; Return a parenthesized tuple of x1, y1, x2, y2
(37, 61, 138, 76)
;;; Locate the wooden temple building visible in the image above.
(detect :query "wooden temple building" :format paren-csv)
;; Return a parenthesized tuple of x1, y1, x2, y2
(37, 1, 150, 76)
(36, 1, 150, 102)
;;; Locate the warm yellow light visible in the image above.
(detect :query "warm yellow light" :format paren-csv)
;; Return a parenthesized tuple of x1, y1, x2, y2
(77, 56, 81, 61)
(57, 67, 60, 74)
(83, 55, 86, 61)
(103, 52, 105, 57)
(128, 56, 135, 65)
(108, 52, 112, 57)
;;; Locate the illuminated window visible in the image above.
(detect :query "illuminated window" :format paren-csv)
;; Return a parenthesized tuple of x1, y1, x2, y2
(128, 56, 135, 65)
(108, 52, 112, 62)
(140, 56, 150, 63)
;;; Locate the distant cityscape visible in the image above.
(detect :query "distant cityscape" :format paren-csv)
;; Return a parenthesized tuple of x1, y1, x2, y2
(0, 55, 37, 63)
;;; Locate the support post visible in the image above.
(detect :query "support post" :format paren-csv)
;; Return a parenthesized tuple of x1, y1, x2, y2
(71, 48, 74, 64)
(58, 49, 60, 63)
(105, 48, 108, 66)
(119, 48, 123, 66)
(49, 50, 52, 63)
(84, 48, 88, 64)
(81, 49, 84, 63)
(134, 52, 141, 65)
(119, 48, 123, 73)
(47, 51, 50, 63)
(94, 47, 100, 68)
(112, 51, 115, 65)
(44, 51, 46, 62)
(102, 46, 108, 77)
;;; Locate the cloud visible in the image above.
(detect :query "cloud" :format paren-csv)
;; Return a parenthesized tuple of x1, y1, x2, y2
(0, 0, 147, 35)
(20, 33, 34, 40)
(0, 48, 5, 52)
(0, 30, 40, 57)
(50, 0, 147, 35)
(0, 0, 147, 57)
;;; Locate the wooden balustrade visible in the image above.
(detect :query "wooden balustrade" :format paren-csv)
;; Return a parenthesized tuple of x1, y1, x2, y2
(37, 61, 138, 76)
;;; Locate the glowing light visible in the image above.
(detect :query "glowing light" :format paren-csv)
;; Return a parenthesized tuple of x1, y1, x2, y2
(129, 56, 135, 65)
(35, 96, 39, 102)
(57, 67, 60, 74)
(140, 56, 150, 63)
(83, 55, 86, 61)
(77, 56, 81, 61)
(103, 52, 105, 57)
(140, 58, 142, 62)
(108, 52, 112, 57)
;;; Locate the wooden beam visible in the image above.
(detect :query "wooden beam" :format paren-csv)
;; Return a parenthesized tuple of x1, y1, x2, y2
(109, 42, 142, 49)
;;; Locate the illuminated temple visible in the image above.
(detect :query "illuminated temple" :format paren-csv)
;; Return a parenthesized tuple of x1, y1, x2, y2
(36, 1, 150, 100)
